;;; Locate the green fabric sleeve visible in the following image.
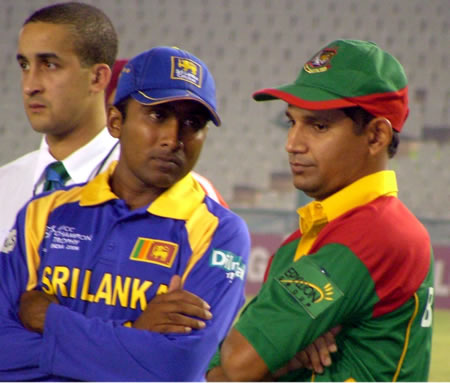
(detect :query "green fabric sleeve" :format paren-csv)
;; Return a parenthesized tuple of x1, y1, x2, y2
(235, 243, 377, 373)
(207, 347, 221, 372)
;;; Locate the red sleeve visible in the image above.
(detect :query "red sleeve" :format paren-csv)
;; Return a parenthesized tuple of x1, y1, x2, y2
(311, 197, 431, 317)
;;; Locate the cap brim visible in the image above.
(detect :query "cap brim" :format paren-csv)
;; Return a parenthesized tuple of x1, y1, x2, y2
(131, 89, 221, 126)
(253, 84, 357, 110)
(253, 84, 408, 132)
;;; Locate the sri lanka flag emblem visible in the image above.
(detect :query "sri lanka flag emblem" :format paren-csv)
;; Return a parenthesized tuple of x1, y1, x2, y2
(130, 238, 178, 268)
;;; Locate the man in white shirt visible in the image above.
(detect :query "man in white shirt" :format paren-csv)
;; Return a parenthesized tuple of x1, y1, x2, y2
(0, 2, 226, 247)
(0, 2, 120, 246)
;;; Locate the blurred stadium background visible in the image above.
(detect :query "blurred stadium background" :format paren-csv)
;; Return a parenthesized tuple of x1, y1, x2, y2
(0, 0, 448, 379)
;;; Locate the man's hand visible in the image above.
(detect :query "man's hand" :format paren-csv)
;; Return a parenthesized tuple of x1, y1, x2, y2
(133, 275, 213, 333)
(19, 290, 59, 333)
(273, 325, 342, 377)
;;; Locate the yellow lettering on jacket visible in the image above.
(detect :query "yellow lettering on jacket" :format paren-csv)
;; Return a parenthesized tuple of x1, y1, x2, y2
(156, 284, 168, 295)
(81, 270, 94, 302)
(94, 273, 112, 305)
(41, 266, 54, 295)
(112, 275, 132, 308)
(53, 266, 70, 296)
(38, 266, 155, 310)
(130, 279, 153, 310)
(70, 268, 80, 298)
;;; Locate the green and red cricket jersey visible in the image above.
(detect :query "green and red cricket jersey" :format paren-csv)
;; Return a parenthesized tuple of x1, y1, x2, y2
(236, 192, 433, 381)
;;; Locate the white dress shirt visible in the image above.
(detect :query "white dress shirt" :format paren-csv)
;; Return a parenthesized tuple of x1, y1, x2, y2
(0, 128, 119, 245)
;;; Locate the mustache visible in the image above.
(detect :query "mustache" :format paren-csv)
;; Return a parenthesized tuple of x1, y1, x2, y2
(151, 151, 183, 167)
(288, 155, 314, 167)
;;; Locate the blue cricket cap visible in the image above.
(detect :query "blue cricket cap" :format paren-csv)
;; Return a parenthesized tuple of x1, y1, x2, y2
(114, 46, 221, 126)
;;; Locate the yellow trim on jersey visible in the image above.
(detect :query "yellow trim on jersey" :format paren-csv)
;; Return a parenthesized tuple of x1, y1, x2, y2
(148, 172, 206, 220)
(79, 161, 118, 206)
(25, 161, 208, 290)
(25, 186, 84, 290)
(182, 203, 219, 284)
(294, 171, 398, 261)
(80, 161, 206, 220)
(320, 170, 398, 222)
(392, 293, 419, 382)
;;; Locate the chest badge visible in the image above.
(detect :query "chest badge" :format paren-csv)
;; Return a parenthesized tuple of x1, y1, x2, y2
(130, 238, 178, 268)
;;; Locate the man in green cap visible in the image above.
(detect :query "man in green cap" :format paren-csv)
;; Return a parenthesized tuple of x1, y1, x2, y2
(207, 39, 434, 381)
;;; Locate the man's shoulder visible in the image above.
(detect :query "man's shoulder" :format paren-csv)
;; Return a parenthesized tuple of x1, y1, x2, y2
(280, 229, 301, 247)
(191, 171, 228, 208)
(331, 196, 428, 241)
(201, 196, 250, 240)
(0, 150, 40, 175)
(203, 196, 244, 223)
(27, 183, 86, 211)
(311, 196, 431, 278)
(316, 195, 431, 284)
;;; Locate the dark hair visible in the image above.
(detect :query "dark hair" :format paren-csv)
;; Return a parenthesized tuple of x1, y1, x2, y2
(342, 106, 399, 158)
(24, 2, 118, 68)
(114, 98, 130, 120)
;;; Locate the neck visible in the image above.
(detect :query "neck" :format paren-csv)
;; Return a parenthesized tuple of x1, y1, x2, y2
(46, 101, 106, 160)
(110, 165, 166, 211)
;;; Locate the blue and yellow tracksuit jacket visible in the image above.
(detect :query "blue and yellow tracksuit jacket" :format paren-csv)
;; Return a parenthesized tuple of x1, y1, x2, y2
(0, 164, 250, 381)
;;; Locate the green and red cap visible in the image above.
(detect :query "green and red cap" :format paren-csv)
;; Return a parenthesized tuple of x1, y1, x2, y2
(253, 39, 409, 132)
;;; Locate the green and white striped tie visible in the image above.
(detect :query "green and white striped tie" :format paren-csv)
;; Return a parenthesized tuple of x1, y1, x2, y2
(43, 161, 70, 191)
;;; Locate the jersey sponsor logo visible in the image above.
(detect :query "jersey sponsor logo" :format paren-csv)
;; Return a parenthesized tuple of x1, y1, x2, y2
(210, 249, 246, 281)
(45, 225, 93, 252)
(304, 47, 337, 73)
(276, 258, 343, 318)
(171, 56, 202, 87)
(130, 238, 178, 268)
(1, 229, 17, 254)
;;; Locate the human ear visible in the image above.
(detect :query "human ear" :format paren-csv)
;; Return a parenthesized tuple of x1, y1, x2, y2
(367, 117, 393, 156)
(107, 105, 123, 139)
(201, 124, 209, 139)
(89, 63, 112, 93)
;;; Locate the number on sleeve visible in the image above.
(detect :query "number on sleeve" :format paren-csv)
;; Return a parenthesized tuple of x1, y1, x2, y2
(420, 287, 434, 328)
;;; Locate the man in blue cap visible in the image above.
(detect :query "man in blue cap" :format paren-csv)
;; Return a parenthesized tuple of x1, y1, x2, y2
(0, 46, 250, 381)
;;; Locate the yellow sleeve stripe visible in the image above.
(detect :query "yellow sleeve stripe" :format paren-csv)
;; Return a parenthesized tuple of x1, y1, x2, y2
(392, 293, 419, 382)
(181, 203, 219, 285)
(25, 186, 84, 291)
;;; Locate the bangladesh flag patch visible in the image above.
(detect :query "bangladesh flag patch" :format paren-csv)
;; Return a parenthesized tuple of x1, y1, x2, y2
(276, 257, 343, 318)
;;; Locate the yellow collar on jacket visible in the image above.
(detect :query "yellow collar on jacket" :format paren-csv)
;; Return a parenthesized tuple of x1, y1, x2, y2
(294, 170, 398, 261)
(79, 161, 206, 220)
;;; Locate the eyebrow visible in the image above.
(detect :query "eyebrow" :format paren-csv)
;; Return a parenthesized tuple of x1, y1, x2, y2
(16, 52, 60, 62)
(286, 105, 339, 123)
